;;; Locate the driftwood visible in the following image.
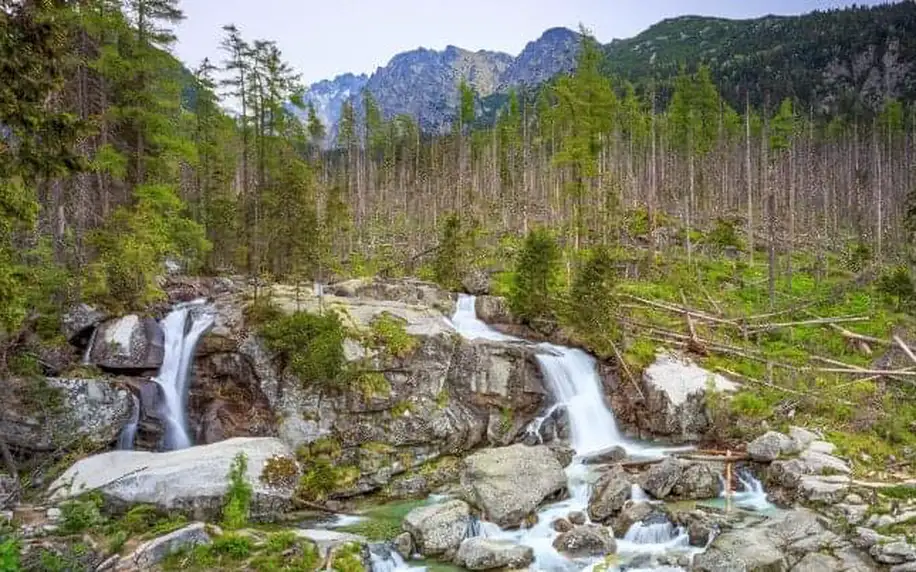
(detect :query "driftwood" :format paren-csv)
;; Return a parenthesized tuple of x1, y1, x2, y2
(621, 294, 737, 326)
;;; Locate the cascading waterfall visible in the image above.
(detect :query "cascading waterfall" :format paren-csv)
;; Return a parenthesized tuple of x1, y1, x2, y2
(449, 294, 698, 570)
(153, 299, 216, 451)
(723, 469, 773, 512)
(117, 393, 141, 450)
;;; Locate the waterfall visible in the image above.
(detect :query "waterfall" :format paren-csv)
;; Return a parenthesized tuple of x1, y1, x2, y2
(368, 544, 420, 572)
(154, 300, 216, 451)
(630, 483, 650, 503)
(729, 469, 773, 512)
(117, 393, 140, 450)
(82, 326, 98, 365)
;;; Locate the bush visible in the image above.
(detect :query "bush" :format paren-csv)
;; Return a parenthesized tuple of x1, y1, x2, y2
(567, 246, 619, 353)
(432, 214, 466, 290)
(705, 217, 744, 250)
(509, 228, 563, 325)
(260, 310, 346, 388)
(0, 538, 19, 572)
(876, 265, 916, 310)
(59, 495, 104, 534)
(221, 452, 252, 530)
(368, 312, 417, 358)
(260, 454, 299, 489)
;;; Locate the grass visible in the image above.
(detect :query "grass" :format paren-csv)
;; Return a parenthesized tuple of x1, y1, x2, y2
(338, 499, 427, 541)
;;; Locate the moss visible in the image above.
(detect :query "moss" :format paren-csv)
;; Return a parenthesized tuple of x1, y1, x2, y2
(260, 454, 299, 489)
(297, 437, 342, 463)
(354, 371, 391, 398)
(361, 442, 396, 455)
(499, 406, 513, 433)
(259, 310, 347, 389)
(878, 485, 916, 500)
(391, 401, 414, 417)
(435, 389, 449, 409)
(330, 542, 366, 572)
(368, 312, 418, 359)
(297, 459, 360, 502)
(339, 499, 427, 541)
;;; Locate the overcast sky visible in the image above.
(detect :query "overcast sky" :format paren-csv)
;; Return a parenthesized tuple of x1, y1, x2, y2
(174, 0, 892, 86)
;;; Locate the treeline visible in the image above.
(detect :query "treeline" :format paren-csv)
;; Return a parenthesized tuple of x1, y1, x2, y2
(2, 1, 916, 361)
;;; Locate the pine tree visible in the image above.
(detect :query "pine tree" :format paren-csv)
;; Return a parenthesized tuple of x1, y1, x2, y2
(510, 228, 563, 326)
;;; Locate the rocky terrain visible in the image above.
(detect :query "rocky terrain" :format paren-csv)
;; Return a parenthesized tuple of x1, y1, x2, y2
(1, 278, 915, 571)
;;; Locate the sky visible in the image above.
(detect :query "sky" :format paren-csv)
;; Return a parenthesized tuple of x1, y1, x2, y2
(175, 0, 893, 87)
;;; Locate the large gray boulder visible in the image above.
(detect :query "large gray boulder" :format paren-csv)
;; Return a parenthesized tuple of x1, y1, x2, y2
(0, 377, 132, 452)
(643, 457, 683, 499)
(552, 524, 616, 558)
(747, 431, 799, 462)
(89, 315, 164, 370)
(60, 303, 107, 344)
(638, 352, 738, 441)
(693, 527, 787, 571)
(401, 500, 470, 558)
(475, 296, 514, 325)
(454, 538, 534, 570)
(588, 466, 632, 522)
(49, 437, 298, 521)
(672, 462, 721, 499)
(460, 444, 566, 528)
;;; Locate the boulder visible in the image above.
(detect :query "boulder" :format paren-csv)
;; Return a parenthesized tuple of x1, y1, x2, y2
(393, 532, 413, 559)
(60, 303, 107, 344)
(49, 438, 298, 521)
(788, 426, 819, 450)
(474, 296, 514, 325)
(401, 500, 470, 558)
(0, 377, 132, 452)
(672, 462, 720, 499)
(643, 457, 683, 499)
(789, 552, 840, 571)
(747, 431, 798, 462)
(552, 518, 573, 533)
(693, 527, 787, 571)
(639, 353, 738, 441)
(89, 315, 164, 370)
(552, 524, 616, 558)
(612, 502, 657, 538)
(454, 538, 534, 570)
(871, 541, 916, 565)
(582, 445, 627, 465)
(461, 269, 491, 296)
(798, 449, 851, 475)
(797, 475, 851, 504)
(460, 444, 566, 528)
(588, 466, 631, 522)
(568, 511, 587, 526)
(116, 522, 211, 570)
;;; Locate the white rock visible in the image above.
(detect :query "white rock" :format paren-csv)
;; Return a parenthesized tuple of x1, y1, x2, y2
(799, 449, 851, 475)
(788, 426, 819, 449)
(49, 437, 298, 521)
(807, 440, 837, 455)
(46, 507, 61, 522)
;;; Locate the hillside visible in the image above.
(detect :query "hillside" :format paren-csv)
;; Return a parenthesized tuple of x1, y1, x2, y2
(306, 2, 916, 137)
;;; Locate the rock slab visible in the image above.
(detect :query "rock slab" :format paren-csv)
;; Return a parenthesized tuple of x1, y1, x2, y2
(402, 500, 470, 557)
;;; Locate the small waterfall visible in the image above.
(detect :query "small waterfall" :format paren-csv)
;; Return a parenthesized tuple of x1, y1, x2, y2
(623, 521, 681, 545)
(116, 393, 140, 450)
(154, 300, 216, 451)
(368, 544, 419, 572)
(524, 402, 563, 444)
(81, 326, 98, 365)
(730, 469, 773, 511)
(630, 483, 650, 503)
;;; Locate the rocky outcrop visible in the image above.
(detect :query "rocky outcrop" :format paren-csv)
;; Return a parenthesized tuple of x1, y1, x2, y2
(60, 303, 106, 344)
(88, 315, 164, 370)
(475, 296, 514, 325)
(552, 524, 616, 558)
(461, 269, 490, 296)
(454, 538, 534, 570)
(762, 429, 854, 504)
(0, 377, 131, 452)
(401, 500, 470, 558)
(612, 352, 738, 442)
(49, 438, 298, 522)
(459, 444, 566, 528)
(116, 522, 212, 570)
(642, 458, 720, 500)
(588, 466, 632, 522)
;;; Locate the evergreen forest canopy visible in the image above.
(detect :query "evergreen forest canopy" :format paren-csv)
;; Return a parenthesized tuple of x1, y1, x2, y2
(3, 0, 916, 365)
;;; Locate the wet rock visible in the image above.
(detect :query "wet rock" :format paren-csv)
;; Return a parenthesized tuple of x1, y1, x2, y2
(547, 441, 574, 468)
(0, 377, 132, 452)
(61, 303, 107, 344)
(688, 519, 712, 547)
(117, 522, 211, 569)
(568, 511, 587, 526)
(747, 431, 798, 462)
(460, 444, 566, 528)
(693, 527, 786, 572)
(672, 462, 720, 499)
(552, 518, 573, 533)
(402, 500, 470, 558)
(552, 524, 616, 558)
(638, 352, 738, 441)
(454, 538, 534, 570)
(582, 445, 626, 465)
(461, 269, 490, 296)
(393, 532, 413, 559)
(49, 437, 297, 522)
(643, 457, 683, 499)
(588, 466, 631, 522)
(611, 502, 657, 538)
(89, 315, 164, 370)
(475, 296, 513, 325)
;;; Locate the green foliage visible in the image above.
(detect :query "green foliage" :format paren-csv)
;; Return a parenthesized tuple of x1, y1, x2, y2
(339, 499, 426, 541)
(704, 217, 744, 250)
(330, 542, 366, 572)
(433, 214, 477, 291)
(876, 266, 916, 311)
(85, 184, 210, 311)
(843, 241, 872, 272)
(221, 452, 253, 530)
(509, 228, 563, 325)
(296, 459, 359, 502)
(368, 312, 417, 358)
(59, 495, 104, 535)
(567, 246, 619, 354)
(0, 538, 19, 572)
(260, 310, 346, 388)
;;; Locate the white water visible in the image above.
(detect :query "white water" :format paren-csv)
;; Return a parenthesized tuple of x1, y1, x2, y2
(117, 393, 140, 450)
(630, 484, 650, 503)
(369, 545, 423, 572)
(154, 300, 216, 451)
(726, 470, 774, 512)
(82, 326, 97, 365)
(449, 295, 700, 570)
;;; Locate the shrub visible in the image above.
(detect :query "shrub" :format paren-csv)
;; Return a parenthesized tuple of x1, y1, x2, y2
(876, 265, 916, 310)
(368, 312, 417, 358)
(0, 538, 19, 572)
(221, 452, 252, 530)
(705, 216, 744, 250)
(509, 228, 563, 325)
(297, 459, 359, 502)
(59, 495, 104, 534)
(260, 310, 346, 388)
(260, 455, 299, 489)
(567, 246, 619, 353)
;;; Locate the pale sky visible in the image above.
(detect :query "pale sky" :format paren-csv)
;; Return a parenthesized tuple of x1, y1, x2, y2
(175, 0, 892, 86)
